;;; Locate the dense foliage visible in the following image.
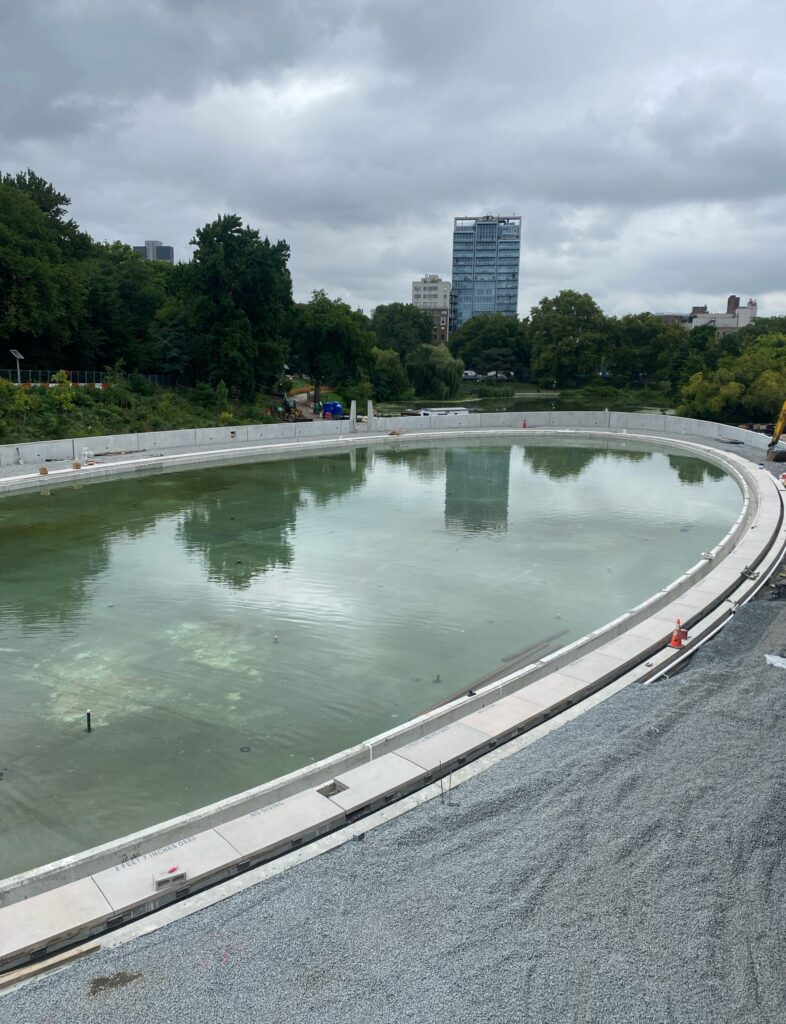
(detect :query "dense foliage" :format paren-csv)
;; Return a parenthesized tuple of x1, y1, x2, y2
(370, 302, 434, 359)
(676, 329, 786, 422)
(0, 373, 279, 445)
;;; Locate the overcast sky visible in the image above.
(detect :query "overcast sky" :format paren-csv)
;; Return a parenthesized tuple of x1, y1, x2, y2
(1, 0, 784, 317)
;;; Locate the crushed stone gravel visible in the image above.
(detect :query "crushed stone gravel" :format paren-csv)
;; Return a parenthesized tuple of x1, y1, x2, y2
(3, 594, 786, 1024)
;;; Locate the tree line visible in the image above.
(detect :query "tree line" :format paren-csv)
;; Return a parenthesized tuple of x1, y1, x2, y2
(0, 170, 462, 405)
(448, 295, 786, 421)
(2, 170, 784, 420)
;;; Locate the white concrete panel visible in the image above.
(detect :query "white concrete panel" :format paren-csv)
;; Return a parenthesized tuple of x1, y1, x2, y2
(0, 877, 111, 962)
(553, 411, 611, 428)
(0, 444, 22, 467)
(558, 650, 627, 685)
(600, 631, 665, 663)
(515, 672, 593, 713)
(670, 417, 720, 439)
(71, 433, 139, 455)
(215, 790, 345, 858)
(719, 425, 769, 448)
(462, 693, 545, 739)
(92, 830, 239, 913)
(194, 426, 248, 445)
(625, 614, 683, 644)
(16, 439, 74, 463)
(329, 754, 425, 814)
(144, 429, 197, 449)
(397, 722, 492, 772)
(609, 412, 667, 432)
(246, 424, 274, 441)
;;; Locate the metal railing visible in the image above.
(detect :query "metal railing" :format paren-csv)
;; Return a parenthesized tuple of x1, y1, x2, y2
(0, 369, 177, 387)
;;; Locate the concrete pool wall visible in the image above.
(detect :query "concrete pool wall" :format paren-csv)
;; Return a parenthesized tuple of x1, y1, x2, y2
(0, 414, 784, 969)
(0, 407, 775, 475)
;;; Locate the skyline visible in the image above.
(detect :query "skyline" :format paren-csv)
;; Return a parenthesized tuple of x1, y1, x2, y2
(2, 1, 784, 318)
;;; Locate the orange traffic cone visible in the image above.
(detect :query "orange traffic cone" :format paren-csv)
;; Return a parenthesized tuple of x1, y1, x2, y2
(668, 618, 689, 649)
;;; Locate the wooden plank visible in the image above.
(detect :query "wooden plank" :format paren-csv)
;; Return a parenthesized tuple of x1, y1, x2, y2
(0, 941, 100, 989)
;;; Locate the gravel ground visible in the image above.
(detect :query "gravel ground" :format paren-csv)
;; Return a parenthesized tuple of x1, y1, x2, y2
(3, 593, 786, 1024)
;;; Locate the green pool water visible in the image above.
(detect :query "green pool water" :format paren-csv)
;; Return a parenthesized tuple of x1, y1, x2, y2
(0, 437, 741, 876)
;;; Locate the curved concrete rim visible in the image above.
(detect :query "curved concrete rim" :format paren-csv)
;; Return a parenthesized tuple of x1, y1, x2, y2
(0, 420, 784, 916)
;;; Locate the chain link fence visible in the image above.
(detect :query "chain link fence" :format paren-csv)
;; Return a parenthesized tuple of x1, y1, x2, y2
(0, 369, 177, 387)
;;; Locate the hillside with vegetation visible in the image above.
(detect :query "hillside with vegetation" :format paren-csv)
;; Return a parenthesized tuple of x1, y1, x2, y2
(2, 170, 784, 443)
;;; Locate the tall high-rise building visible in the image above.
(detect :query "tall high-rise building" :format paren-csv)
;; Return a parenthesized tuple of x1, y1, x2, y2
(412, 274, 451, 344)
(450, 215, 521, 332)
(133, 240, 175, 265)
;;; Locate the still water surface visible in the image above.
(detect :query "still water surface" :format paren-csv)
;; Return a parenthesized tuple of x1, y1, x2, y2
(0, 438, 740, 875)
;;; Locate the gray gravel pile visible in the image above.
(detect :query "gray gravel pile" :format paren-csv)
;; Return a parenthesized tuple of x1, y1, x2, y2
(4, 597, 786, 1024)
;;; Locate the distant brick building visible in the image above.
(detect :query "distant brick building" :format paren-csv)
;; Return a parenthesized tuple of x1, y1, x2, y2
(656, 295, 757, 335)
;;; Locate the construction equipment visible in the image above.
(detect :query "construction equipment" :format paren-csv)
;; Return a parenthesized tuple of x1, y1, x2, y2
(279, 395, 303, 422)
(766, 400, 786, 460)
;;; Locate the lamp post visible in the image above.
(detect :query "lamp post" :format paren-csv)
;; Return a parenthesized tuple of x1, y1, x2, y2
(9, 349, 23, 386)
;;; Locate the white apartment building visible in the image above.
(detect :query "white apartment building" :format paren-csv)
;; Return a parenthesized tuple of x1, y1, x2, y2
(412, 274, 451, 310)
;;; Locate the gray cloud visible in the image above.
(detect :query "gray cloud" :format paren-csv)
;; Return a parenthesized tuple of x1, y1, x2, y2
(1, 0, 785, 316)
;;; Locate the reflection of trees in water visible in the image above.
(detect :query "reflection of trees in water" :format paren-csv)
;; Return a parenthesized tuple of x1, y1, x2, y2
(523, 445, 654, 480)
(375, 446, 447, 481)
(667, 455, 726, 486)
(0, 451, 372, 627)
(177, 449, 370, 588)
(177, 480, 298, 588)
(608, 450, 651, 465)
(523, 445, 726, 489)
(0, 481, 184, 628)
(523, 445, 601, 479)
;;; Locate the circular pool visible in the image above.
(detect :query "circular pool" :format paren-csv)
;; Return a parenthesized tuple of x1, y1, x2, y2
(0, 436, 742, 876)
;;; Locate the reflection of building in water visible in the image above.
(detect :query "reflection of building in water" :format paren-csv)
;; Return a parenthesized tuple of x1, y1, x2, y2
(445, 447, 511, 533)
(409, 446, 447, 481)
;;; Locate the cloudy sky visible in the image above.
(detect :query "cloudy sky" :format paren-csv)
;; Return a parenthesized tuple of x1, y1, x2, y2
(1, 0, 784, 317)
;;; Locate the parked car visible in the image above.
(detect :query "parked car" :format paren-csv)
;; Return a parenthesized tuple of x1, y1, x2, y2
(462, 370, 478, 380)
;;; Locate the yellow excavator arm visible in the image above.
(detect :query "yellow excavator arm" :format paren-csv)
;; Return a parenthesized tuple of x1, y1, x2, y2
(767, 400, 786, 457)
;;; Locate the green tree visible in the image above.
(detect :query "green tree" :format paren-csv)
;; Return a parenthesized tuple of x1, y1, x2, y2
(528, 291, 609, 387)
(1, 169, 92, 258)
(449, 313, 528, 377)
(369, 346, 411, 401)
(77, 242, 171, 371)
(149, 292, 196, 379)
(292, 290, 374, 406)
(371, 302, 434, 359)
(608, 313, 684, 385)
(187, 214, 293, 399)
(0, 181, 87, 365)
(677, 330, 786, 421)
(405, 345, 463, 399)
